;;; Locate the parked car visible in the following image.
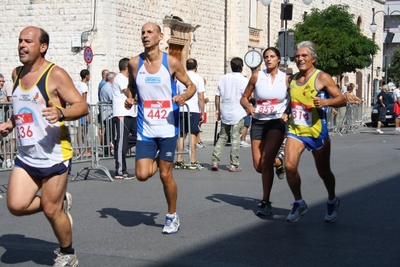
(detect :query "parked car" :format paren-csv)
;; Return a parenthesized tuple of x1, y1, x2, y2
(371, 92, 395, 127)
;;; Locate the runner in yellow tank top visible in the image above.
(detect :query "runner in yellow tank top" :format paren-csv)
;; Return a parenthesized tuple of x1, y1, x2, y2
(281, 41, 346, 223)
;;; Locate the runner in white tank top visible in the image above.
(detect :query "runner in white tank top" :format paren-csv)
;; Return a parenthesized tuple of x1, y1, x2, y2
(240, 47, 289, 217)
(126, 22, 196, 234)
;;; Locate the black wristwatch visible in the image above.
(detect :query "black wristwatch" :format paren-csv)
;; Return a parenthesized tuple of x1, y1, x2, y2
(58, 109, 65, 122)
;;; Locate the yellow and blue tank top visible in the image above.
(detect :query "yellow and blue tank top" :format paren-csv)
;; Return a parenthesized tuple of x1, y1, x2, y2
(12, 63, 72, 167)
(288, 69, 330, 139)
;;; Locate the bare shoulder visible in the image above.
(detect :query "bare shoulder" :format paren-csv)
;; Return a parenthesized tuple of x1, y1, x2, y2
(47, 65, 75, 93)
(49, 65, 71, 81)
(167, 55, 183, 71)
(129, 55, 140, 66)
(317, 71, 333, 82)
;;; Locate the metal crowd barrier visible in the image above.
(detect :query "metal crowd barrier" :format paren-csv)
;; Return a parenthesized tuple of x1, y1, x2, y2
(0, 101, 201, 176)
(0, 100, 366, 175)
(70, 102, 115, 181)
(327, 101, 367, 136)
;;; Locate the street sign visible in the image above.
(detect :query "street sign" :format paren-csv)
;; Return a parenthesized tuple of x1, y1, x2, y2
(83, 46, 93, 64)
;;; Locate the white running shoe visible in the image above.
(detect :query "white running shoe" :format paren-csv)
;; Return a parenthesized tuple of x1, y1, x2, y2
(376, 129, 384, 134)
(2, 158, 14, 169)
(162, 213, 180, 234)
(63, 192, 73, 229)
(240, 141, 251, 147)
(53, 250, 78, 267)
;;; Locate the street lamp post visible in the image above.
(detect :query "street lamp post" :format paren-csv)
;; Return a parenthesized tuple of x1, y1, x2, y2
(261, 0, 313, 72)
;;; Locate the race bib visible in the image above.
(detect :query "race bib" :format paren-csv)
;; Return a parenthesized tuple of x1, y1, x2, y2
(255, 99, 278, 115)
(14, 113, 37, 146)
(292, 104, 312, 126)
(143, 100, 172, 125)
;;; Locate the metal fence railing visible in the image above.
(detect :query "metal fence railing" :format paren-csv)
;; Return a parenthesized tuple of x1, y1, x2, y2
(0, 102, 199, 178)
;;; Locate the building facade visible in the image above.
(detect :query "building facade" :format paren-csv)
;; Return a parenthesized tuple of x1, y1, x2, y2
(0, 0, 385, 106)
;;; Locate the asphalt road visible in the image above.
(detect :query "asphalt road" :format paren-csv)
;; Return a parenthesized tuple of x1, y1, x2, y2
(0, 124, 399, 267)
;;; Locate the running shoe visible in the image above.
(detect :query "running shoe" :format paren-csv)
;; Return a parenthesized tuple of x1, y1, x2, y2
(325, 198, 340, 222)
(211, 163, 219, 171)
(162, 213, 180, 234)
(196, 141, 206, 148)
(229, 165, 242, 172)
(188, 160, 204, 170)
(240, 141, 251, 147)
(286, 201, 309, 223)
(275, 165, 286, 180)
(53, 250, 78, 267)
(375, 129, 384, 134)
(256, 200, 272, 216)
(63, 192, 73, 229)
(2, 158, 13, 169)
(122, 173, 135, 180)
(174, 161, 185, 169)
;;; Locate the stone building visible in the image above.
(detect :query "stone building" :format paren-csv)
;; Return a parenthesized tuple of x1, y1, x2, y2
(0, 0, 385, 107)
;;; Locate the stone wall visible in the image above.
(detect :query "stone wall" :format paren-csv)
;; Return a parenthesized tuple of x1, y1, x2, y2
(0, 0, 385, 105)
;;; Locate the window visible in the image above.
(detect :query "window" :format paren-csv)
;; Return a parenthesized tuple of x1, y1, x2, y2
(249, 0, 258, 28)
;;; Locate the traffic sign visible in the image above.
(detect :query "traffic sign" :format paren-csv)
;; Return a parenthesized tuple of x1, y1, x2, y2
(83, 46, 93, 64)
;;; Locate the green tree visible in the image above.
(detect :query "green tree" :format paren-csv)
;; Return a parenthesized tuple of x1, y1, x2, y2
(293, 4, 378, 76)
(387, 46, 400, 83)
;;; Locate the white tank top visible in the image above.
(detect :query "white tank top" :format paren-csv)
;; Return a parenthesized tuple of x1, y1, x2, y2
(253, 69, 288, 120)
(12, 63, 72, 167)
(135, 52, 179, 140)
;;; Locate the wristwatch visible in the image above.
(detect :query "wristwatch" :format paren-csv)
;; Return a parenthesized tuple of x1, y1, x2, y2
(58, 109, 65, 122)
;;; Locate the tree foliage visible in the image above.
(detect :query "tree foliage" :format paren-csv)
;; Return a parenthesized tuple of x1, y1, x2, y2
(388, 46, 400, 83)
(293, 4, 378, 76)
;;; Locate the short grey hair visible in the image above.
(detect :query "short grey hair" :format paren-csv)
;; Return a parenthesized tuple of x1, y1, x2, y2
(295, 41, 318, 64)
(382, 85, 389, 90)
(105, 72, 116, 82)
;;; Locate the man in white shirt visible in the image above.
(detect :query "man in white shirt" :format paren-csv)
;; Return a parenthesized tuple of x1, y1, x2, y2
(211, 57, 248, 172)
(112, 58, 137, 179)
(175, 58, 205, 170)
(76, 69, 91, 157)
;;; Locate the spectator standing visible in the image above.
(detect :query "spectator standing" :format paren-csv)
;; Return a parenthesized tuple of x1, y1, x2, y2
(76, 69, 91, 158)
(112, 58, 137, 179)
(98, 69, 109, 99)
(196, 77, 209, 148)
(375, 85, 389, 134)
(0, 75, 12, 168)
(341, 81, 349, 94)
(99, 71, 116, 156)
(281, 41, 346, 223)
(240, 47, 289, 215)
(240, 114, 251, 147)
(0, 26, 88, 266)
(97, 69, 109, 149)
(175, 58, 205, 170)
(393, 83, 400, 132)
(211, 57, 248, 172)
(2, 80, 17, 168)
(126, 22, 196, 234)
